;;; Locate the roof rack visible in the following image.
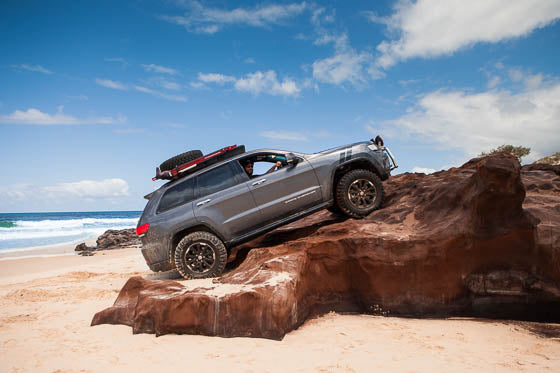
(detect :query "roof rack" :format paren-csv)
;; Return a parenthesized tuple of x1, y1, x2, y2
(153, 144, 245, 181)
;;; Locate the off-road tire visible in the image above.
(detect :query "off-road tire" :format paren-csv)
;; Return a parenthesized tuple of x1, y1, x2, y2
(335, 169, 383, 219)
(174, 231, 227, 279)
(160, 150, 203, 172)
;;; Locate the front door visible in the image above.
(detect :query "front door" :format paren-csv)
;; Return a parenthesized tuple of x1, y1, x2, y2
(246, 155, 322, 225)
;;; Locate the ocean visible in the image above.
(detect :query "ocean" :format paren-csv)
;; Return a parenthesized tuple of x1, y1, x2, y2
(0, 211, 141, 255)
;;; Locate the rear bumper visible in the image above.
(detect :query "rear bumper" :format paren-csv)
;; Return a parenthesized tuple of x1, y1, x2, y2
(141, 247, 173, 272)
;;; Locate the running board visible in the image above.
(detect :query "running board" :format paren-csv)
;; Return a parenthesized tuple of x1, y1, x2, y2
(227, 201, 331, 247)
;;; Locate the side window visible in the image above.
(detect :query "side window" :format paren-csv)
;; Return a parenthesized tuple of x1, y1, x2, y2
(157, 177, 194, 213)
(231, 160, 250, 182)
(196, 163, 239, 198)
(239, 153, 287, 178)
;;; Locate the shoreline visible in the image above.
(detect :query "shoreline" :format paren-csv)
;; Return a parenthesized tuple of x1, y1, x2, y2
(0, 238, 98, 260)
(1, 245, 559, 372)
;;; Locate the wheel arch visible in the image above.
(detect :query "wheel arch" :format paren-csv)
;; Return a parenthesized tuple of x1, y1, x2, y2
(330, 158, 383, 200)
(169, 224, 227, 266)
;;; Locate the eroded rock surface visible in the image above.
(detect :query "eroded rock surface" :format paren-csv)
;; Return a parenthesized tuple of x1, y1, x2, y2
(92, 154, 560, 339)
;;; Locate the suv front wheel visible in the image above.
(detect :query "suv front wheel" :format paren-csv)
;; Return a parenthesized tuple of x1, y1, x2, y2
(335, 169, 383, 219)
(174, 231, 227, 279)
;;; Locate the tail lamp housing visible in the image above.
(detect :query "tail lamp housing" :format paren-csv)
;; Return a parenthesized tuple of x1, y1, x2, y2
(136, 223, 150, 237)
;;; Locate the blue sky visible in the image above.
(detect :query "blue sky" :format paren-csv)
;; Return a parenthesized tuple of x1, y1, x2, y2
(1, 0, 559, 212)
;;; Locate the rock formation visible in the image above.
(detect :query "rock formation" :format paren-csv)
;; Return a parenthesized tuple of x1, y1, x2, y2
(92, 154, 560, 339)
(96, 228, 140, 249)
(75, 228, 141, 254)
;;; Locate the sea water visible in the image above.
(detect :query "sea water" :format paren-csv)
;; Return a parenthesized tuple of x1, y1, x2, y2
(0, 211, 141, 254)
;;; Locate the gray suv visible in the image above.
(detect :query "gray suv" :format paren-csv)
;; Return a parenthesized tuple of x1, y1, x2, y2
(137, 137, 397, 279)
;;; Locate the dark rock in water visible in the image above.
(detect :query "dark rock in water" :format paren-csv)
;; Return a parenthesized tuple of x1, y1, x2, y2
(96, 228, 140, 250)
(75, 242, 96, 252)
(92, 154, 560, 339)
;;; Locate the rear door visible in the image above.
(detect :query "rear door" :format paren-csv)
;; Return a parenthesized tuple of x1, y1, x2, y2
(193, 162, 262, 241)
(246, 155, 322, 224)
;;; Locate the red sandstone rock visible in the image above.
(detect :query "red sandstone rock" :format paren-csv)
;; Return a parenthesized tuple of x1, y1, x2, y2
(92, 153, 560, 339)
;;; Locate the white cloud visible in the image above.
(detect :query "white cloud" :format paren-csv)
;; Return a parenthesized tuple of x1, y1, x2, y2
(42, 179, 130, 198)
(377, 79, 560, 162)
(260, 131, 307, 141)
(509, 68, 525, 82)
(12, 64, 53, 74)
(412, 167, 436, 174)
(312, 51, 371, 86)
(189, 81, 206, 89)
(97, 77, 186, 100)
(198, 70, 300, 97)
(134, 85, 187, 102)
(235, 71, 300, 97)
(141, 64, 178, 75)
(0, 107, 126, 125)
(161, 1, 307, 33)
(373, 0, 560, 69)
(145, 77, 183, 91)
(487, 76, 501, 89)
(309, 18, 373, 87)
(159, 80, 182, 90)
(96, 78, 128, 90)
(3, 179, 130, 202)
(198, 73, 236, 84)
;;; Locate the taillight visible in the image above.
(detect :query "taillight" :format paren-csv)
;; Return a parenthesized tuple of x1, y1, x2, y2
(136, 223, 149, 237)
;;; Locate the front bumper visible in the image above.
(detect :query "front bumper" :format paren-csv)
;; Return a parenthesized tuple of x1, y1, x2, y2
(382, 146, 398, 171)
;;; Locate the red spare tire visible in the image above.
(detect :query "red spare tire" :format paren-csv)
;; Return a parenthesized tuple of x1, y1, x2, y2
(160, 150, 203, 171)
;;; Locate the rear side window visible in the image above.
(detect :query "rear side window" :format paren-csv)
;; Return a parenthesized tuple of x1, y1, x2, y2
(197, 163, 238, 198)
(157, 178, 195, 213)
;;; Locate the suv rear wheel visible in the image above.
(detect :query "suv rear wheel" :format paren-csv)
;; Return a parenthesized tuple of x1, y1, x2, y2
(335, 169, 383, 218)
(174, 231, 227, 279)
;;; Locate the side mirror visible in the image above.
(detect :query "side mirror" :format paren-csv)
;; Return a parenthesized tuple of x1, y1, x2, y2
(286, 153, 300, 166)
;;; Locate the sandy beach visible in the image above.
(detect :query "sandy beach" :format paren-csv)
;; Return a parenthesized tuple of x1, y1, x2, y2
(1, 245, 559, 373)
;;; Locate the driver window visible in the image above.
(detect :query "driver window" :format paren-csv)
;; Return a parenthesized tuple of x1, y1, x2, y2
(240, 154, 286, 178)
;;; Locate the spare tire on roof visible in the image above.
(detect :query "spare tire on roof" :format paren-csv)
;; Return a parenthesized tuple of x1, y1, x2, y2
(160, 150, 203, 172)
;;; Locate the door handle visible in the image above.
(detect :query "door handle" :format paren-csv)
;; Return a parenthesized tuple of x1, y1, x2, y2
(196, 198, 211, 206)
(251, 178, 267, 186)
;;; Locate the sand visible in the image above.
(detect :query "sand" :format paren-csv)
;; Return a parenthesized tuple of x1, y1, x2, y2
(1, 246, 559, 373)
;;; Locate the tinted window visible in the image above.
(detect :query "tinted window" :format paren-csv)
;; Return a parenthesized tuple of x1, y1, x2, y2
(232, 160, 250, 181)
(157, 177, 194, 213)
(197, 163, 238, 198)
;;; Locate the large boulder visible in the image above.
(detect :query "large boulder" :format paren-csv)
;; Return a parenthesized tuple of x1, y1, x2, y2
(92, 154, 560, 339)
(96, 228, 140, 250)
(75, 228, 141, 253)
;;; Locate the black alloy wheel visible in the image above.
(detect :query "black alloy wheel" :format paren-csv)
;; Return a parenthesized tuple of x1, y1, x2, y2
(183, 242, 215, 274)
(174, 231, 227, 279)
(347, 178, 377, 209)
(335, 169, 384, 219)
